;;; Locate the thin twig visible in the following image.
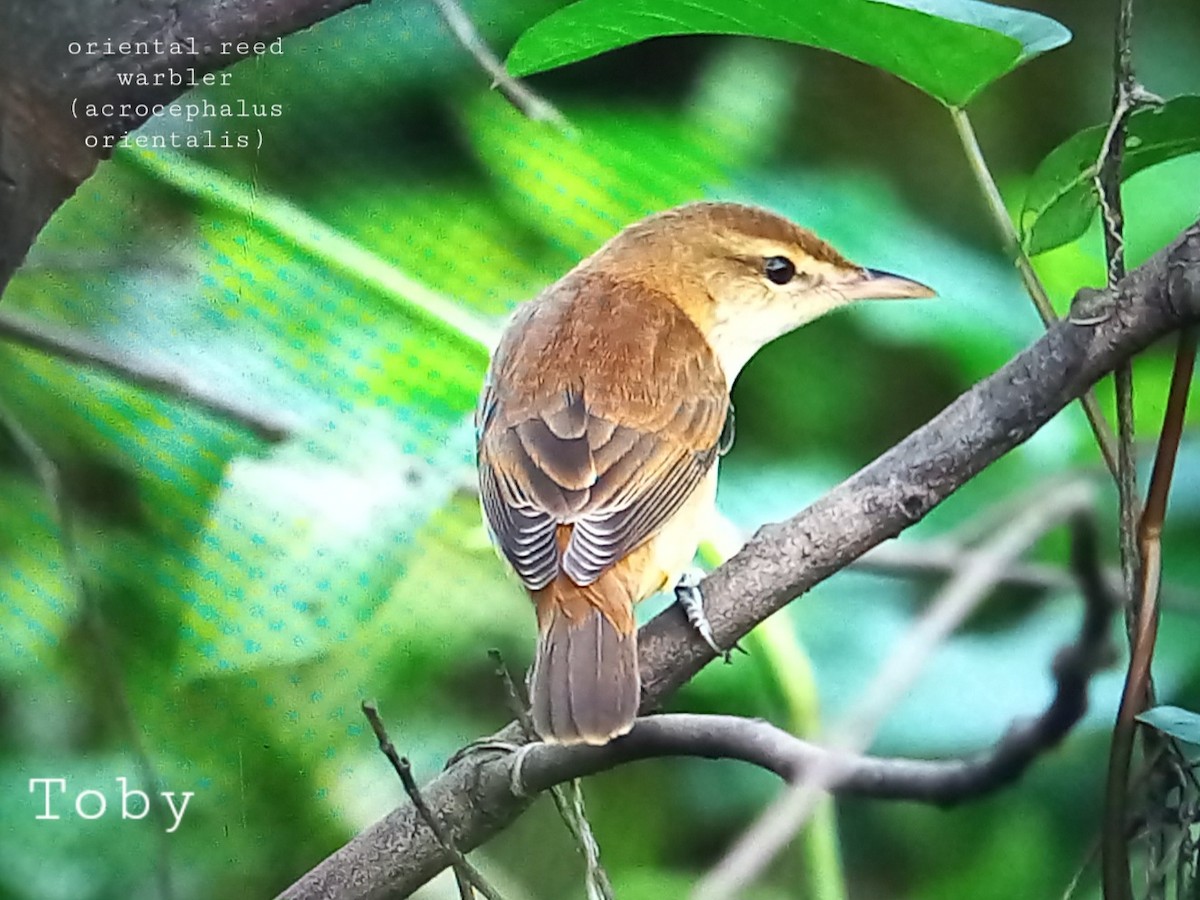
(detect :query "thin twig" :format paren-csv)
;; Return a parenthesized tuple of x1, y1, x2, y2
(693, 479, 1095, 900)
(561, 780, 615, 900)
(1097, 0, 1143, 633)
(948, 106, 1120, 479)
(488, 648, 536, 737)
(1061, 836, 1102, 900)
(0, 397, 176, 900)
(0, 308, 294, 442)
(430, 0, 570, 129)
(1096, 3, 1174, 897)
(360, 701, 503, 900)
(487, 650, 614, 900)
(855, 539, 1200, 613)
(1104, 328, 1197, 900)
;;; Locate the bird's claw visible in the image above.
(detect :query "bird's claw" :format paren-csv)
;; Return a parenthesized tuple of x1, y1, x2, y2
(445, 738, 541, 797)
(674, 570, 738, 663)
(445, 739, 523, 770)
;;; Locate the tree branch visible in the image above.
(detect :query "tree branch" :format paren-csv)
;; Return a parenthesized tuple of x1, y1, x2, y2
(276, 222, 1200, 900)
(0, 306, 295, 441)
(517, 515, 1115, 804)
(429, 0, 568, 128)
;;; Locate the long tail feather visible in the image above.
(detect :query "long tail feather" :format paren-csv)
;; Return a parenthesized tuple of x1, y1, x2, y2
(530, 596, 639, 745)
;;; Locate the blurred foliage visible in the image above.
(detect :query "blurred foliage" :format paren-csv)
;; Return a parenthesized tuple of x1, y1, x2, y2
(0, 0, 1198, 899)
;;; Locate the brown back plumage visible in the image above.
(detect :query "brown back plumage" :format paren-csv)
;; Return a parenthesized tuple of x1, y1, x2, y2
(476, 271, 729, 743)
(477, 270, 728, 591)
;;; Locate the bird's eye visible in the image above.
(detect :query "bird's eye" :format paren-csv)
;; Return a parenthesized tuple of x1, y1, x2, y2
(763, 256, 796, 285)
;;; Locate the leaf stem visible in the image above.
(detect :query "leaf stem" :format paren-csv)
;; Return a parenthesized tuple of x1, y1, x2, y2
(948, 106, 1120, 480)
(949, 107, 1054, 323)
(1102, 328, 1195, 900)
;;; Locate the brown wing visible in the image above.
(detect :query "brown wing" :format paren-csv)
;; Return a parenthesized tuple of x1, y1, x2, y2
(476, 271, 729, 590)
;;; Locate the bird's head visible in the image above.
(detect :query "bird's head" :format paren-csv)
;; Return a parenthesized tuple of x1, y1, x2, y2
(592, 201, 935, 381)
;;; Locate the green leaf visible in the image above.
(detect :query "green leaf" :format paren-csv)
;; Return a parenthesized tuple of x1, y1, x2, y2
(1136, 705, 1200, 745)
(507, 0, 1070, 108)
(1021, 95, 1200, 255)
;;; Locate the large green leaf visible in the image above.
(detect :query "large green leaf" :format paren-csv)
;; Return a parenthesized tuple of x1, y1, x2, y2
(507, 0, 1070, 108)
(1021, 95, 1200, 255)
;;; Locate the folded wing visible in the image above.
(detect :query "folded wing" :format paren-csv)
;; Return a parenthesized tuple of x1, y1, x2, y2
(476, 273, 729, 590)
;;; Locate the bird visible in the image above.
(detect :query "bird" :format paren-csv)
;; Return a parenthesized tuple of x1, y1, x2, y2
(475, 201, 934, 745)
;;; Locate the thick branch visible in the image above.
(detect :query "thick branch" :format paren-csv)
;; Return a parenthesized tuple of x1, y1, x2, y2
(277, 223, 1200, 900)
(0, 0, 371, 293)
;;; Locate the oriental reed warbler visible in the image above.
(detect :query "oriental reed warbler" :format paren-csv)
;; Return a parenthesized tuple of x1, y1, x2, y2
(476, 201, 934, 745)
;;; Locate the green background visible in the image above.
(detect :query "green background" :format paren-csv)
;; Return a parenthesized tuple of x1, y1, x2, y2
(1, 1, 1199, 897)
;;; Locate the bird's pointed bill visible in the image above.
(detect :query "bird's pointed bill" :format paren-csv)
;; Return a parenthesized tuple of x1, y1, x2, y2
(846, 268, 937, 300)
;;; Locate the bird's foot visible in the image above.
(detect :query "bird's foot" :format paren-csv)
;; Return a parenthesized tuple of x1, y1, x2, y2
(445, 738, 542, 797)
(445, 738, 524, 770)
(673, 569, 744, 663)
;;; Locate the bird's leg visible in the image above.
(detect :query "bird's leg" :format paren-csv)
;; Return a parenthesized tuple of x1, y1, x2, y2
(673, 569, 743, 663)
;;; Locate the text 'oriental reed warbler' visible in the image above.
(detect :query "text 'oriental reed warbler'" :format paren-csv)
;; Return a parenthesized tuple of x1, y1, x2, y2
(476, 201, 934, 745)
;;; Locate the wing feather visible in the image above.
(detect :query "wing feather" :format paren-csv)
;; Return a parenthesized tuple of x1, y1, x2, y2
(478, 460, 559, 589)
(476, 272, 728, 591)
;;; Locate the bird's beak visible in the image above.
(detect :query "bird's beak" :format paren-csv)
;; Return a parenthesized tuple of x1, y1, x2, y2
(840, 268, 936, 301)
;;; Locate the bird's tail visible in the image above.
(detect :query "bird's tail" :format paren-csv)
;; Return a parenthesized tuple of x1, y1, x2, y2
(530, 574, 639, 745)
